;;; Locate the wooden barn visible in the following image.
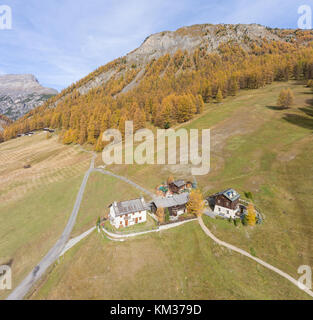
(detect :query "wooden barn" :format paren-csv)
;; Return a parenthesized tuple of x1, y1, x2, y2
(169, 179, 186, 194)
(150, 193, 189, 220)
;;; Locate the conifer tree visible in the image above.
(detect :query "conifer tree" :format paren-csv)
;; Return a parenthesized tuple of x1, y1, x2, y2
(79, 116, 87, 145)
(186, 189, 204, 217)
(156, 207, 165, 224)
(246, 203, 256, 226)
(277, 88, 294, 108)
(216, 88, 223, 103)
(95, 133, 104, 152)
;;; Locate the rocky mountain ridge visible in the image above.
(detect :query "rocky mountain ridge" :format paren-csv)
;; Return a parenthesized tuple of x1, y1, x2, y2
(0, 74, 57, 120)
(61, 23, 308, 100)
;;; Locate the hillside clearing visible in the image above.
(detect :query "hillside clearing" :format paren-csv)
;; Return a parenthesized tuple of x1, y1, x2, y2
(28, 80, 313, 300)
(106, 81, 313, 284)
(29, 222, 309, 300)
(71, 171, 150, 237)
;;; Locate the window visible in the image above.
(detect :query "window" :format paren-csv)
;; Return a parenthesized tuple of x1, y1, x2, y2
(227, 210, 229, 214)
(218, 207, 221, 212)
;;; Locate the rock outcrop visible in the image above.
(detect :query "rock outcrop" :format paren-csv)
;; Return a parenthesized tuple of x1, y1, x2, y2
(66, 24, 302, 99)
(0, 74, 58, 120)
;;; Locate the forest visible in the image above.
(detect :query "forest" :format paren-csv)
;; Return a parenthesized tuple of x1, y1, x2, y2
(3, 33, 313, 151)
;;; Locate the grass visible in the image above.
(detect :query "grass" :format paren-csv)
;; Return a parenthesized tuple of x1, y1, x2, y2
(4, 81, 313, 300)
(0, 132, 91, 299)
(71, 171, 151, 237)
(29, 221, 309, 300)
(197, 81, 313, 281)
(58, 80, 312, 299)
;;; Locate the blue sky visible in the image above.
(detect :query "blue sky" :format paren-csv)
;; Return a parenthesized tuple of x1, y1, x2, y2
(0, 0, 310, 91)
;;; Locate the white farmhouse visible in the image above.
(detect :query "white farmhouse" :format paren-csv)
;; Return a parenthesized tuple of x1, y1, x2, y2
(108, 197, 147, 228)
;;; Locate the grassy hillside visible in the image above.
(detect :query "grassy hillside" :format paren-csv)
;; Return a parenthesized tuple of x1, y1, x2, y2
(29, 222, 309, 300)
(0, 133, 91, 299)
(28, 80, 313, 299)
(71, 171, 152, 237)
(107, 81, 313, 280)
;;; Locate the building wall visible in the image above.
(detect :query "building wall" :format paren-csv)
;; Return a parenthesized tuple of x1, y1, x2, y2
(109, 207, 147, 229)
(215, 194, 240, 209)
(169, 205, 186, 217)
(214, 205, 239, 219)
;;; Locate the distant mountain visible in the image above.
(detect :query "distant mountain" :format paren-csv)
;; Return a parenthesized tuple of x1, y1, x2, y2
(0, 114, 12, 132)
(42, 24, 311, 100)
(4, 24, 313, 144)
(0, 74, 58, 120)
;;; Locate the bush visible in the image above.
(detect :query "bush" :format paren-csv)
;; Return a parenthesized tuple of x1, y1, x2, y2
(241, 215, 248, 226)
(244, 191, 253, 200)
(165, 208, 170, 222)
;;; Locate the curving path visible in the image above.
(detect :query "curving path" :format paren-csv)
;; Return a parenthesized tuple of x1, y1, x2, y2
(9, 148, 310, 300)
(93, 168, 155, 198)
(6, 152, 155, 300)
(198, 216, 313, 299)
(101, 218, 197, 239)
(59, 226, 96, 257)
(6, 153, 96, 300)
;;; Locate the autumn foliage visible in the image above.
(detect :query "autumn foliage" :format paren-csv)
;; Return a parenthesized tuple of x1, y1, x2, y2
(186, 189, 204, 217)
(4, 38, 313, 149)
(277, 88, 294, 108)
(246, 203, 256, 226)
(156, 207, 165, 224)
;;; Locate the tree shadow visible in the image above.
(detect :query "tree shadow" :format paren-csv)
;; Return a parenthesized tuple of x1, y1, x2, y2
(298, 99, 313, 117)
(299, 106, 313, 118)
(266, 105, 290, 111)
(2, 258, 13, 267)
(305, 98, 313, 106)
(283, 113, 313, 130)
(282, 94, 313, 130)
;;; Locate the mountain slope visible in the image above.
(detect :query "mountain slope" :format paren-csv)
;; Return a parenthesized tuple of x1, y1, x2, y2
(3, 24, 313, 143)
(0, 74, 58, 120)
(28, 80, 313, 300)
(40, 24, 312, 101)
(0, 114, 12, 130)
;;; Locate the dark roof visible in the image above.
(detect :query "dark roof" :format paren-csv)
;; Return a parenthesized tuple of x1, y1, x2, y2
(110, 197, 147, 217)
(152, 193, 189, 209)
(172, 180, 185, 188)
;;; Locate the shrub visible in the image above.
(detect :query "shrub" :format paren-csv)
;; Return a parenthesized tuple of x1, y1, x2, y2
(165, 208, 170, 222)
(244, 191, 253, 200)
